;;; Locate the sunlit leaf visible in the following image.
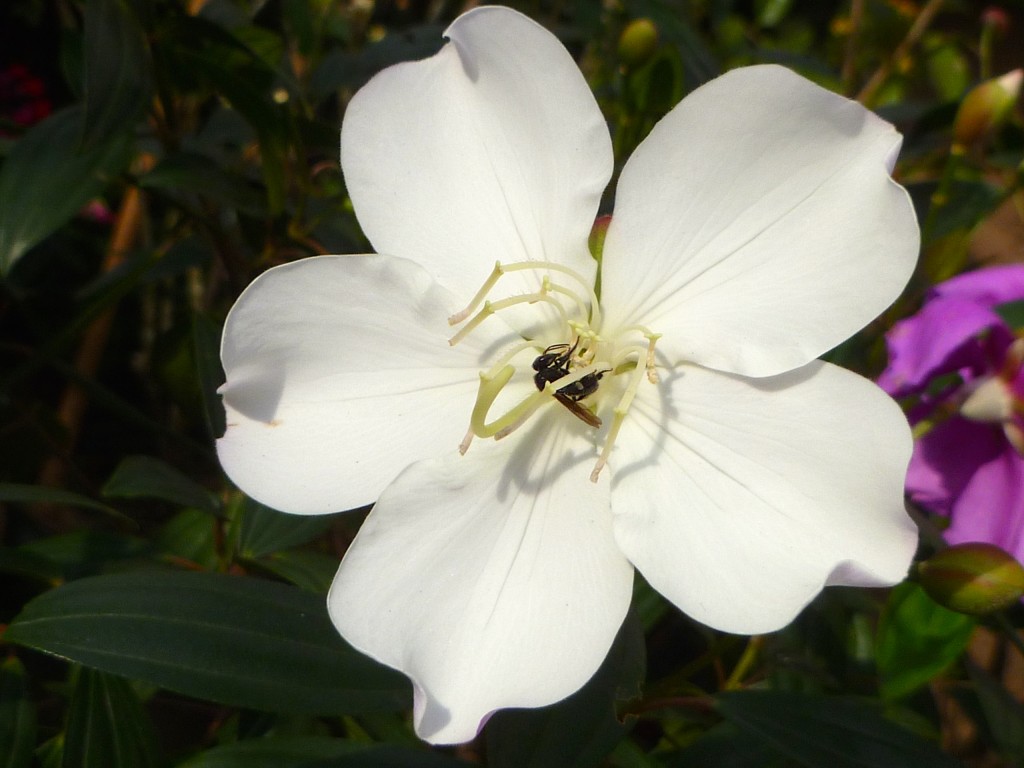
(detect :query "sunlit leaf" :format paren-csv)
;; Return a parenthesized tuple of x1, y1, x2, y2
(876, 582, 975, 700)
(5, 570, 409, 714)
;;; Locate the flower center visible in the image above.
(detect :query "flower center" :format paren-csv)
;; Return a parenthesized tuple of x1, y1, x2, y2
(447, 260, 660, 482)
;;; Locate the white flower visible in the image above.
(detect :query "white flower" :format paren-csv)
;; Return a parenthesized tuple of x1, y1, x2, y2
(217, 6, 920, 745)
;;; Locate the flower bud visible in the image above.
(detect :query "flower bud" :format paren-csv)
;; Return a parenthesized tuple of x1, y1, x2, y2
(981, 7, 1010, 37)
(589, 214, 611, 261)
(953, 69, 1022, 147)
(618, 19, 659, 67)
(918, 543, 1024, 615)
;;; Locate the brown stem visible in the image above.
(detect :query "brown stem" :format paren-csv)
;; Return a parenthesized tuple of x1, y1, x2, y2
(34, 156, 155, 529)
(857, 0, 945, 107)
(841, 0, 865, 96)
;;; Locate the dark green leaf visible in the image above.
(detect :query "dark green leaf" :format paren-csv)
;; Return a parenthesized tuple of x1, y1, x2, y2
(301, 745, 473, 768)
(19, 532, 151, 579)
(175, 42, 288, 213)
(238, 499, 335, 558)
(82, 0, 152, 147)
(192, 312, 227, 442)
(716, 691, 964, 768)
(966, 661, 1024, 763)
(102, 455, 220, 514)
(178, 736, 360, 768)
(927, 180, 1003, 244)
(0, 107, 132, 273)
(485, 611, 645, 768)
(0, 483, 118, 516)
(310, 26, 445, 95)
(140, 153, 265, 215)
(156, 509, 218, 569)
(994, 299, 1024, 331)
(664, 723, 785, 768)
(253, 550, 339, 594)
(0, 546, 63, 584)
(876, 582, 975, 700)
(5, 570, 409, 714)
(63, 668, 161, 768)
(0, 657, 36, 768)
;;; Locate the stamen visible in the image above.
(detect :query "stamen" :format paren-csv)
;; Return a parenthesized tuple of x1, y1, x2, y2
(468, 365, 553, 439)
(591, 347, 650, 482)
(493, 360, 610, 438)
(448, 293, 568, 346)
(449, 262, 504, 325)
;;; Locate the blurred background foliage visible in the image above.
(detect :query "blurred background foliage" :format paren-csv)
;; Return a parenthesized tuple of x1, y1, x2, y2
(1, 0, 1023, 766)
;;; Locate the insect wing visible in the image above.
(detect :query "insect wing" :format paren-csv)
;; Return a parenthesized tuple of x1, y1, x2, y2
(554, 393, 602, 428)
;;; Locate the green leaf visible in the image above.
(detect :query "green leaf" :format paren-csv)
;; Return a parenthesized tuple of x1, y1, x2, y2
(0, 546, 64, 584)
(994, 299, 1024, 331)
(19, 532, 151, 580)
(64, 668, 161, 768)
(102, 455, 220, 514)
(140, 153, 265, 215)
(876, 582, 975, 700)
(966, 661, 1024, 763)
(192, 312, 226, 442)
(715, 691, 964, 768)
(81, 0, 152, 147)
(0, 657, 36, 768)
(156, 509, 218, 569)
(178, 736, 361, 768)
(665, 723, 785, 768)
(485, 611, 645, 768)
(253, 550, 339, 594)
(5, 570, 409, 714)
(301, 746, 473, 767)
(238, 499, 335, 558)
(0, 106, 132, 274)
(0, 483, 118, 517)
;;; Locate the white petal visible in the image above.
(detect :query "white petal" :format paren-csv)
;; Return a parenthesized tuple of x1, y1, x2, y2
(217, 254, 513, 515)
(328, 424, 633, 744)
(341, 6, 611, 301)
(601, 65, 918, 377)
(609, 360, 917, 634)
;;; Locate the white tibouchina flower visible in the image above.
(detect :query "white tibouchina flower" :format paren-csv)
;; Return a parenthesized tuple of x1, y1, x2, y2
(217, 6, 920, 745)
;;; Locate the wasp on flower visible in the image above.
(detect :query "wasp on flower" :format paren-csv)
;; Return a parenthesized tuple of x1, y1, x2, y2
(217, 5, 921, 744)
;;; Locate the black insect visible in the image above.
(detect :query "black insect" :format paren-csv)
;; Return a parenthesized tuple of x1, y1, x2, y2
(532, 342, 605, 428)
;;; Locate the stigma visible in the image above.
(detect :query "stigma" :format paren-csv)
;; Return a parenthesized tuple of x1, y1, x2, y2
(447, 259, 661, 482)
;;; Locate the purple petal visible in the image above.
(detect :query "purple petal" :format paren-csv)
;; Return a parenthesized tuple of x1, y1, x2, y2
(930, 264, 1024, 308)
(945, 443, 1024, 564)
(906, 418, 1005, 516)
(878, 296, 1011, 398)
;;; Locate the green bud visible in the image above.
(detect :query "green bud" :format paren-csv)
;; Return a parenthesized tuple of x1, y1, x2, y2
(952, 69, 1022, 147)
(618, 19, 659, 67)
(589, 214, 611, 262)
(918, 543, 1024, 615)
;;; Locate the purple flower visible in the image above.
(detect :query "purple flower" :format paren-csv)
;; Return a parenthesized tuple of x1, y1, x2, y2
(880, 265, 1024, 557)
